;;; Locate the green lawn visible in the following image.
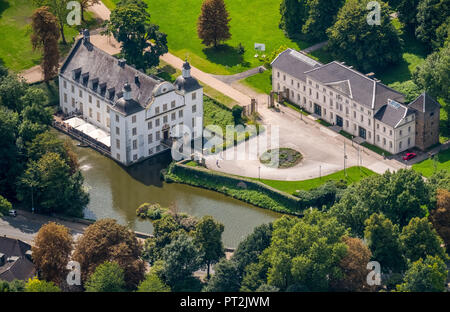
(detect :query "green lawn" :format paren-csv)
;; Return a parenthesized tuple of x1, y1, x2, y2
(0, 0, 101, 72)
(254, 166, 376, 194)
(106, 0, 315, 75)
(240, 69, 272, 94)
(412, 149, 450, 178)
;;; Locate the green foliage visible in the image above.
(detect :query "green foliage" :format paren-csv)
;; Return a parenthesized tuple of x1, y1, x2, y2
(204, 258, 241, 292)
(396, 0, 421, 29)
(17, 152, 89, 217)
(25, 278, 60, 292)
(364, 213, 406, 272)
(231, 105, 243, 124)
(197, 0, 231, 47)
(0, 195, 12, 216)
(263, 211, 348, 291)
(136, 202, 166, 220)
(85, 261, 126, 292)
(164, 161, 304, 214)
(233, 223, 273, 275)
(203, 96, 234, 134)
(294, 180, 340, 209)
(137, 272, 171, 292)
(0, 106, 20, 198)
(0, 74, 28, 111)
(103, 0, 168, 70)
(240, 259, 270, 292)
(396, 255, 448, 292)
(279, 0, 307, 37)
(326, 0, 402, 72)
(415, 0, 449, 50)
(330, 169, 429, 236)
(413, 43, 450, 124)
(263, 45, 289, 68)
(193, 216, 225, 278)
(399, 217, 447, 262)
(302, 0, 344, 41)
(160, 232, 202, 291)
(0, 279, 26, 292)
(255, 284, 280, 292)
(389, 80, 422, 103)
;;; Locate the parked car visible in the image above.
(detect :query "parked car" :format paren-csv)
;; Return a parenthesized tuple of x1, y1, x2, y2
(9, 210, 17, 217)
(402, 153, 417, 161)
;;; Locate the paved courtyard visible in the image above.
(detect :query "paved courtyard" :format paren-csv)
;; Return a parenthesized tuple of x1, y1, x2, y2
(203, 101, 405, 181)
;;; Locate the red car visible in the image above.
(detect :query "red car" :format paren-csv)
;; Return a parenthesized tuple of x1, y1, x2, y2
(402, 153, 417, 161)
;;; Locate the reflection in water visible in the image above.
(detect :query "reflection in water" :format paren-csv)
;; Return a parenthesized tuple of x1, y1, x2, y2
(57, 130, 280, 248)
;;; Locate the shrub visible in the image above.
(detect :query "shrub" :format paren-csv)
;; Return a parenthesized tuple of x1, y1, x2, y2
(0, 195, 12, 216)
(232, 105, 243, 124)
(136, 203, 166, 220)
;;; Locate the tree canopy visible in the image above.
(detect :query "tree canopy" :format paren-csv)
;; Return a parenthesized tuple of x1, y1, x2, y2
(197, 0, 231, 47)
(85, 261, 126, 292)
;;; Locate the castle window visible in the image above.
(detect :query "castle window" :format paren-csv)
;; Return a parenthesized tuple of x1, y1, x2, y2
(171, 100, 176, 108)
(192, 105, 197, 113)
(179, 110, 183, 118)
(171, 112, 176, 121)
(133, 154, 137, 161)
(133, 140, 137, 150)
(116, 114, 119, 122)
(116, 139, 120, 149)
(148, 133, 153, 143)
(64, 93, 67, 103)
(89, 95, 92, 103)
(79, 90, 82, 97)
(155, 119, 160, 127)
(163, 115, 168, 123)
(148, 121, 152, 129)
(63, 80, 67, 88)
(116, 153, 120, 160)
(116, 127, 120, 135)
(132, 115, 136, 123)
(132, 127, 137, 136)
(156, 131, 160, 140)
(192, 92, 197, 100)
(97, 100, 100, 108)
(163, 104, 167, 111)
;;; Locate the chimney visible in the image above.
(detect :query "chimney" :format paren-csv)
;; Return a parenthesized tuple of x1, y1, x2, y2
(118, 59, 126, 68)
(82, 29, 90, 43)
(123, 83, 132, 100)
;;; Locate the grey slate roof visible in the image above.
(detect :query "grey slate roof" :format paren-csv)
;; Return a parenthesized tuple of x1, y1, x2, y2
(60, 38, 161, 111)
(113, 98, 144, 116)
(0, 237, 35, 282)
(271, 48, 322, 82)
(305, 61, 405, 111)
(174, 76, 202, 93)
(408, 92, 441, 112)
(374, 100, 414, 128)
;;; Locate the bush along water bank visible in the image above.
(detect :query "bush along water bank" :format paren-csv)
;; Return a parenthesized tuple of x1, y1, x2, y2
(162, 160, 343, 215)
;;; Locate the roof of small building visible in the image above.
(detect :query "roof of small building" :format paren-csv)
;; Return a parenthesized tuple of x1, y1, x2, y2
(374, 100, 414, 128)
(60, 38, 161, 111)
(271, 48, 322, 82)
(113, 97, 144, 116)
(0, 237, 35, 282)
(305, 61, 405, 111)
(174, 76, 202, 93)
(408, 92, 441, 113)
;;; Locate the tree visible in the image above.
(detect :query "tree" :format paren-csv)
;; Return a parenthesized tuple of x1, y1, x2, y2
(389, 80, 422, 103)
(17, 152, 89, 217)
(413, 43, 450, 125)
(396, 0, 421, 30)
(364, 213, 406, 273)
(279, 0, 307, 37)
(262, 211, 348, 291)
(32, 222, 73, 284)
(137, 272, 171, 292)
(73, 219, 145, 290)
(400, 217, 447, 262)
(429, 189, 450, 250)
(415, 0, 449, 49)
(197, 0, 231, 47)
(331, 237, 373, 292)
(0, 279, 26, 292)
(193, 216, 224, 279)
(330, 169, 429, 237)
(31, 7, 60, 82)
(33, 0, 71, 44)
(302, 0, 345, 41)
(103, 0, 168, 70)
(79, 0, 100, 22)
(0, 64, 8, 80)
(25, 278, 61, 292)
(0, 107, 19, 198)
(0, 73, 28, 111)
(27, 131, 79, 173)
(232, 223, 273, 276)
(396, 255, 448, 292)
(160, 232, 202, 290)
(326, 0, 402, 72)
(0, 195, 12, 216)
(85, 261, 126, 292)
(204, 258, 241, 292)
(231, 105, 243, 124)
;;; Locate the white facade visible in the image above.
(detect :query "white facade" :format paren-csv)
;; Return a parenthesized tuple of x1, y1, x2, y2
(271, 51, 416, 155)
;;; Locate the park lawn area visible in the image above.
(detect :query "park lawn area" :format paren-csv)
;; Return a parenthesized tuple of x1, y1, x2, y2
(240, 69, 272, 94)
(0, 0, 101, 72)
(412, 148, 450, 178)
(439, 104, 449, 143)
(254, 166, 376, 194)
(129, 0, 315, 75)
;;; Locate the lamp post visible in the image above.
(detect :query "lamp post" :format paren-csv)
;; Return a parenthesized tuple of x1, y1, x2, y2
(31, 185, 34, 214)
(258, 166, 261, 180)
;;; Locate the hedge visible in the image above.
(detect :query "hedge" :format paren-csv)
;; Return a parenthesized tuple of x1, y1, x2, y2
(163, 161, 310, 215)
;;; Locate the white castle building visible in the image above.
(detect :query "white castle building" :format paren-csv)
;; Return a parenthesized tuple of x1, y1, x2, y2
(272, 49, 440, 154)
(58, 32, 203, 166)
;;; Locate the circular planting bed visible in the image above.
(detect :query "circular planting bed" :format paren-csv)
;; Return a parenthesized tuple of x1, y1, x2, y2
(260, 148, 303, 169)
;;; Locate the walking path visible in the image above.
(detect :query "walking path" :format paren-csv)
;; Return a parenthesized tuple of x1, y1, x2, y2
(212, 66, 266, 84)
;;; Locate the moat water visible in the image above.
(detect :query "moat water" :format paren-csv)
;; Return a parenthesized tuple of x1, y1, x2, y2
(57, 131, 280, 248)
